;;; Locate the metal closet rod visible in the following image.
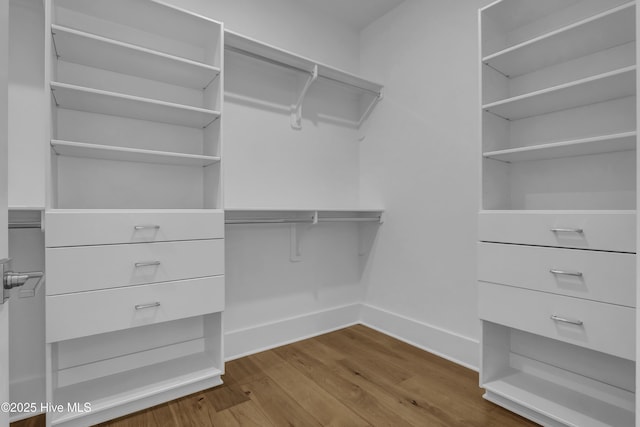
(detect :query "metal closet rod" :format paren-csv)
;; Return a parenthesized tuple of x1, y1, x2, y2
(225, 216, 382, 225)
(226, 46, 382, 97)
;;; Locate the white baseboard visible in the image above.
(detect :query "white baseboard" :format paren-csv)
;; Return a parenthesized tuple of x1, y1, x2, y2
(360, 303, 479, 371)
(224, 302, 479, 371)
(224, 303, 361, 361)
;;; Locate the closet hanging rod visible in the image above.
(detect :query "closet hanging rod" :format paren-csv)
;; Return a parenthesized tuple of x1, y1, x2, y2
(317, 75, 382, 97)
(225, 217, 316, 225)
(317, 217, 381, 222)
(225, 46, 382, 97)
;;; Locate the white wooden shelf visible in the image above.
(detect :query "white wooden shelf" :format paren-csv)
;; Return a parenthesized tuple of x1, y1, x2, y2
(483, 2, 636, 77)
(483, 372, 634, 427)
(483, 132, 637, 162)
(50, 82, 220, 128)
(51, 352, 221, 426)
(224, 208, 385, 224)
(224, 30, 383, 95)
(483, 66, 636, 120)
(52, 25, 220, 90)
(51, 140, 220, 167)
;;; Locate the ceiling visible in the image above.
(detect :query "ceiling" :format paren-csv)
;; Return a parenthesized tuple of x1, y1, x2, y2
(299, 0, 406, 30)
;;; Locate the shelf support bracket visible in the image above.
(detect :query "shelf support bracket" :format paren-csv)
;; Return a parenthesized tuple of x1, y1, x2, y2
(291, 64, 318, 129)
(358, 89, 383, 128)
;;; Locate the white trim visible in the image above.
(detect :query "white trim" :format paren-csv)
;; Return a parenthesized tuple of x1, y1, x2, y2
(360, 303, 479, 371)
(224, 304, 361, 361)
(224, 302, 479, 372)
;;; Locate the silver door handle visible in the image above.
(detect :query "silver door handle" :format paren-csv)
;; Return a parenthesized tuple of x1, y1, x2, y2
(550, 228, 584, 234)
(135, 302, 161, 310)
(550, 269, 583, 277)
(551, 315, 583, 326)
(134, 225, 160, 230)
(134, 261, 161, 268)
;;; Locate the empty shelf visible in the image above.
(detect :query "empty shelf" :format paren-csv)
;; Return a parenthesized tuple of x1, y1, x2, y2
(52, 25, 220, 89)
(51, 140, 220, 167)
(483, 132, 637, 162)
(483, 371, 634, 427)
(50, 82, 220, 128)
(483, 2, 635, 77)
(224, 208, 384, 224)
(483, 66, 636, 120)
(224, 30, 383, 95)
(51, 352, 221, 426)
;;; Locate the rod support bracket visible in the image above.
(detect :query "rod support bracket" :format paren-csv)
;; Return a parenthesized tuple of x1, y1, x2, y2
(291, 65, 318, 129)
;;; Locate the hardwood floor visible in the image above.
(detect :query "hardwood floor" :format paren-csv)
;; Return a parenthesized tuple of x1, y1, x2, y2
(11, 325, 537, 426)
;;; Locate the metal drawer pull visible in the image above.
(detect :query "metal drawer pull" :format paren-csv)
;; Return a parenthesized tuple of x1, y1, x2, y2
(135, 261, 161, 268)
(134, 225, 160, 230)
(550, 228, 584, 234)
(550, 315, 583, 326)
(549, 269, 583, 277)
(135, 302, 161, 310)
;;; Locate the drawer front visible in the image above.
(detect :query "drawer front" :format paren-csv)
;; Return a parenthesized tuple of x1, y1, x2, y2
(478, 242, 635, 306)
(478, 211, 635, 252)
(45, 210, 224, 247)
(478, 282, 635, 360)
(46, 239, 224, 295)
(46, 275, 225, 343)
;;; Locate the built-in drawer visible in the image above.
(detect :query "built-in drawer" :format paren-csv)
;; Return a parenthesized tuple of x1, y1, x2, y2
(478, 282, 635, 360)
(46, 239, 224, 295)
(478, 242, 635, 307)
(478, 211, 635, 252)
(45, 210, 224, 247)
(46, 275, 225, 343)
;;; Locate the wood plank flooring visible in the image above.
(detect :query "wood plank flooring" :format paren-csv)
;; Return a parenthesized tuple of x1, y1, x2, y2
(11, 325, 537, 426)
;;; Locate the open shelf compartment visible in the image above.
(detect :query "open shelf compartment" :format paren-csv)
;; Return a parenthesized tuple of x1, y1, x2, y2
(51, 140, 220, 167)
(483, 132, 637, 162)
(52, 24, 220, 89)
(483, 66, 636, 120)
(483, 371, 634, 427)
(50, 82, 220, 128)
(483, 2, 636, 77)
(51, 352, 222, 426)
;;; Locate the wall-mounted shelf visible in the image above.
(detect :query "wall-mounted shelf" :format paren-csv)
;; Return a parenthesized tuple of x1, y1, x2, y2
(224, 29, 383, 128)
(483, 132, 637, 162)
(51, 140, 220, 167)
(224, 208, 385, 224)
(483, 2, 635, 77)
(50, 82, 220, 128)
(52, 25, 220, 89)
(483, 66, 636, 120)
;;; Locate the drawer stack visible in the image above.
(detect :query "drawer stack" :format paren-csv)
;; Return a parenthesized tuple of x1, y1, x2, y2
(44, 210, 225, 427)
(478, 211, 636, 426)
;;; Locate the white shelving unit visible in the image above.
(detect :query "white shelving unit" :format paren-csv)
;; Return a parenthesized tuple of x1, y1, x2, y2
(51, 24, 220, 89)
(482, 2, 635, 77)
(50, 82, 220, 129)
(483, 132, 637, 162)
(478, 1, 637, 426)
(483, 66, 636, 120)
(51, 140, 221, 166)
(44, 0, 226, 425)
(224, 29, 383, 128)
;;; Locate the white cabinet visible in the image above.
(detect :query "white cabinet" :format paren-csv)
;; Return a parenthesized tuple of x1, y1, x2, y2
(43, 1, 225, 425)
(478, 1, 636, 426)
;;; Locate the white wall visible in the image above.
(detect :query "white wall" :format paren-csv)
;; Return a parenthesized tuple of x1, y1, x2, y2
(359, 0, 492, 369)
(166, 0, 360, 73)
